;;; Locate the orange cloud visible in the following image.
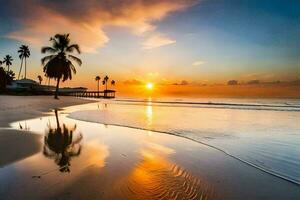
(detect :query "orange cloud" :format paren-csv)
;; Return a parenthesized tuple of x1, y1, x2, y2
(123, 79, 143, 85)
(6, 0, 197, 53)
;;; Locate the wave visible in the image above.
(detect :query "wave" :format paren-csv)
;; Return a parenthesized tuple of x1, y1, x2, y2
(114, 99, 300, 112)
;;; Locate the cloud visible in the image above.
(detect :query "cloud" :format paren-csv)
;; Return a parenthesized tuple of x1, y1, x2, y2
(5, 0, 196, 53)
(227, 80, 238, 85)
(192, 60, 205, 66)
(123, 79, 143, 85)
(142, 34, 176, 49)
(173, 80, 189, 85)
(243, 73, 275, 80)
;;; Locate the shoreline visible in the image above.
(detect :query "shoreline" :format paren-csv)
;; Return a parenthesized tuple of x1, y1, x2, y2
(66, 116, 300, 186)
(1, 96, 300, 199)
(0, 95, 94, 127)
(0, 95, 94, 168)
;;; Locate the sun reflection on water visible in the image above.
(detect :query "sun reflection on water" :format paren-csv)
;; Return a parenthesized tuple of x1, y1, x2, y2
(117, 143, 214, 200)
(146, 103, 153, 128)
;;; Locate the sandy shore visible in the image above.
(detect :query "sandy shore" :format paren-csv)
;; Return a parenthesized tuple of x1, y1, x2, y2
(0, 96, 300, 199)
(0, 95, 93, 127)
(0, 95, 93, 167)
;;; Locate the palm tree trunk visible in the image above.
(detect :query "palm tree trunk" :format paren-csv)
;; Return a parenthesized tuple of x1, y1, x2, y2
(25, 57, 27, 79)
(55, 78, 60, 99)
(18, 58, 24, 80)
(7, 65, 9, 72)
(97, 80, 99, 98)
(105, 81, 108, 98)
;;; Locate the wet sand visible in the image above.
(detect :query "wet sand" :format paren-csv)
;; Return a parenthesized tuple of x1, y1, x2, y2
(0, 129, 41, 167)
(0, 97, 300, 199)
(0, 96, 93, 167)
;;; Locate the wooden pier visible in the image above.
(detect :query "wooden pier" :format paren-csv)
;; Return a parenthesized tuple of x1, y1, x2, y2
(62, 90, 116, 99)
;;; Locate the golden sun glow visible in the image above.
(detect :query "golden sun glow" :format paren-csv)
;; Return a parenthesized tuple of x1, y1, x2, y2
(146, 83, 154, 90)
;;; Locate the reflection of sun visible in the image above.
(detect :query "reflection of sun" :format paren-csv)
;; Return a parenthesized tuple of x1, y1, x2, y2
(146, 83, 154, 90)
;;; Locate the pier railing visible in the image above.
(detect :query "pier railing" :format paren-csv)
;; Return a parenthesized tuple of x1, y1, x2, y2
(61, 90, 116, 99)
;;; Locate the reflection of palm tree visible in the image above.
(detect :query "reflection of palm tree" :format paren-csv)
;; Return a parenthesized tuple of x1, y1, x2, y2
(43, 110, 82, 172)
(41, 34, 82, 99)
(18, 45, 30, 79)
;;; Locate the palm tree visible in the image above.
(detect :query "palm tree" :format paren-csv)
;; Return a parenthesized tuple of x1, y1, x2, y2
(3, 55, 13, 72)
(103, 75, 109, 91)
(41, 34, 82, 99)
(37, 75, 43, 84)
(111, 80, 115, 86)
(18, 45, 30, 79)
(43, 110, 82, 173)
(95, 76, 101, 92)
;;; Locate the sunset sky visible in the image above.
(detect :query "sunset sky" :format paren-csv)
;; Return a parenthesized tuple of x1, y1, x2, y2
(0, 0, 299, 97)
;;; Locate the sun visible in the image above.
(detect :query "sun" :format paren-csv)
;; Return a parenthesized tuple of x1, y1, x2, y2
(146, 82, 154, 90)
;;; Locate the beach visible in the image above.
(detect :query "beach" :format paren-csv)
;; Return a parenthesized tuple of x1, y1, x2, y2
(0, 96, 93, 167)
(0, 96, 300, 199)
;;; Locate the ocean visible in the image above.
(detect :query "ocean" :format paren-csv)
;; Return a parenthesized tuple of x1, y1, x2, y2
(67, 97, 300, 185)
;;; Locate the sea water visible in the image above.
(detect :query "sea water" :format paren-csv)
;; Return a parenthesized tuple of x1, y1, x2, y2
(67, 97, 300, 185)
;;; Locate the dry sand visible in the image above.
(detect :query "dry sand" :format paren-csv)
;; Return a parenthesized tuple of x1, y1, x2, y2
(0, 95, 93, 127)
(0, 96, 300, 200)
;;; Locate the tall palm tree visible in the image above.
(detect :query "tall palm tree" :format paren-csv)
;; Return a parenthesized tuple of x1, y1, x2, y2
(41, 34, 82, 99)
(3, 55, 13, 72)
(103, 75, 109, 91)
(95, 76, 101, 92)
(18, 45, 30, 79)
(37, 75, 43, 84)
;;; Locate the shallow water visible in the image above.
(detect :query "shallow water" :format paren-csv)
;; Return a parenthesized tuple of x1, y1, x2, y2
(67, 97, 300, 184)
(7, 112, 215, 199)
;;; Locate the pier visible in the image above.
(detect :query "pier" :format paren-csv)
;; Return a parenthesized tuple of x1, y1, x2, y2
(63, 90, 116, 99)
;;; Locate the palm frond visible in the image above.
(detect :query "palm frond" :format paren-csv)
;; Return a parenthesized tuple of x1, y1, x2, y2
(41, 55, 56, 65)
(41, 46, 58, 54)
(68, 60, 77, 74)
(68, 55, 82, 66)
(66, 44, 81, 54)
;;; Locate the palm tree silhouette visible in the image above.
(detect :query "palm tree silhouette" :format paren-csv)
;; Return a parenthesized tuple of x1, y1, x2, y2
(18, 45, 30, 80)
(111, 80, 115, 86)
(3, 55, 13, 72)
(103, 75, 109, 91)
(95, 76, 101, 92)
(41, 34, 82, 99)
(43, 110, 82, 173)
(37, 75, 43, 84)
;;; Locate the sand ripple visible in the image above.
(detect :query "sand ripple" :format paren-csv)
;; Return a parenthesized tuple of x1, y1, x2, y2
(118, 149, 215, 200)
